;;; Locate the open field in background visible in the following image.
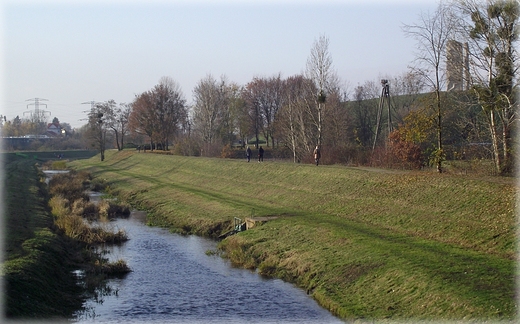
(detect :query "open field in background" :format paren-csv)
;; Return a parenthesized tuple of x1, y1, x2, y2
(70, 150, 517, 321)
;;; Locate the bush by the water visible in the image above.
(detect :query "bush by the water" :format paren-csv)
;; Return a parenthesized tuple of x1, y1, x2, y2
(48, 171, 90, 203)
(98, 199, 131, 220)
(47, 170, 130, 244)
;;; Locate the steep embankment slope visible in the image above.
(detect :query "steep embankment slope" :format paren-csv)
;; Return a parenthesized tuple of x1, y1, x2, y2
(71, 150, 517, 321)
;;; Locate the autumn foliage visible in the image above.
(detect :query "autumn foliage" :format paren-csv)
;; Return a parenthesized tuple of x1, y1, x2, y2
(387, 130, 424, 169)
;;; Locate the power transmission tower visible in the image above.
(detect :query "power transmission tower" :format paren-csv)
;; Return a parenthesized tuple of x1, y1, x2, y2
(372, 80, 393, 151)
(81, 101, 101, 122)
(24, 98, 51, 123)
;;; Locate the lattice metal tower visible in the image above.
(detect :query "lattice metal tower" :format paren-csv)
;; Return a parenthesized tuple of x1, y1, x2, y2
(372, 79, 393, 151)
(24, 98, 51, 123)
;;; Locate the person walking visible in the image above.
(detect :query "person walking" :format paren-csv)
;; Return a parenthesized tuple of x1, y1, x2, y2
(258, 146, 264, 162)
(246, 146, 252, 162)
(313, 145, 321, 166)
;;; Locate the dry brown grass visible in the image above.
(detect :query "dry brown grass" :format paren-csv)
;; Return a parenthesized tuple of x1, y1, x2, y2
(47, 170, 129, 244)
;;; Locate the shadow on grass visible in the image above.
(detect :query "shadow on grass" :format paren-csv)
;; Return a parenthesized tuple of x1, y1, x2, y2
(315, 216, 515, 314)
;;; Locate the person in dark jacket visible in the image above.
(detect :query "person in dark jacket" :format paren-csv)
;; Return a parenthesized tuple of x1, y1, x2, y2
(246, 146, 252, 162)
(258, 146, 264, 162)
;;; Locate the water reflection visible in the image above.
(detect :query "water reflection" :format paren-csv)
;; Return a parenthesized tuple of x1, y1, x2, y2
(74, 211, 344, 324)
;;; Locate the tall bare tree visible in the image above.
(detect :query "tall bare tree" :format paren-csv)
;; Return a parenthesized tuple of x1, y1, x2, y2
(129, 77, 186, 151)
(306, 35, 333, 149)
(278, 74, 316, 162)
(403, 1, 458, 173)
(242, 74, 284, 148)
(228, 83, 248, 148)
(103, 101, 131, 151)
(129, 91, 157, 150)
(154, 76, 187, 150)
(192, 74, 225, 145)
(243, 78, 265, 149)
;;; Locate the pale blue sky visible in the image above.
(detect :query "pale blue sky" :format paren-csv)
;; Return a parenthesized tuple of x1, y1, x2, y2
(1, 0, 438, 128)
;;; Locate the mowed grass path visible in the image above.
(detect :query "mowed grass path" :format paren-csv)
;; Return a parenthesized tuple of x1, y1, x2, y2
(71, 150, 517, 321)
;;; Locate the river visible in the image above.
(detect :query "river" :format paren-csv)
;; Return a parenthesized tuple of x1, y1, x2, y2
(73, 211, 344, 324)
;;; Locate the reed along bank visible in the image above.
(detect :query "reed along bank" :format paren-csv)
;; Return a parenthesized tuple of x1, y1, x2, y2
(70, 150, 517, 321)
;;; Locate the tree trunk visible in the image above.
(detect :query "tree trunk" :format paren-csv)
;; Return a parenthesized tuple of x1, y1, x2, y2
(317, 102, 323, 147)
(489, 109, 501, 174)
(114, 130, 121, 151)
(436, 89, 442, 173)
(499, 107, 512, 174)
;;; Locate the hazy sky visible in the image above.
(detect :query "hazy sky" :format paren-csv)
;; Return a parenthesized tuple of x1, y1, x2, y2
(1, 0, 438, 129)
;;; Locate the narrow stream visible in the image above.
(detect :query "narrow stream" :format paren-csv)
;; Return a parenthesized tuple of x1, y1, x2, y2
(73, 211, 344, 324)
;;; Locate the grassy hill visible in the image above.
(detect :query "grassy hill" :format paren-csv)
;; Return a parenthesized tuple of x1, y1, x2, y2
(70, 150, 517, 321)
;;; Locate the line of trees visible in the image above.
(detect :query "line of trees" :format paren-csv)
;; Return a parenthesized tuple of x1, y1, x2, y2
(3, 0, 515, 175)
(81, 1, 518, 175)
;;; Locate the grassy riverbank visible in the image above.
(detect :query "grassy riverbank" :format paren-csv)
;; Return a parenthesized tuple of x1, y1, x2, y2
(2, 153, 131, 320)
(70, 150, 518, 321)
(3, 154, 85, 318)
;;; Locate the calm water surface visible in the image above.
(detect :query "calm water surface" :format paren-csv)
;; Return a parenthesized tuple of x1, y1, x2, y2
(74, 211, 344, 324)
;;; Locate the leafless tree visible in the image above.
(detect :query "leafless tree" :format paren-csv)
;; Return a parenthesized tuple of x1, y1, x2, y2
(192, 74, 225, 144)
(154, 77, 187, 150)
(243, 77, 274, 149)
(227, 83, 248, 148)
(108, 102, 131, 151)
(129, 90, 156, 150)
(403, 1, 458, 173)
(306, 35, 334, 148)
(129, 77, 186, 151)
(278, 74, 316, 162)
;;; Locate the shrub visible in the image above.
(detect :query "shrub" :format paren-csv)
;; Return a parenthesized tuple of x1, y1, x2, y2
(98, 200, 131, 220)
(48, 172, 89, 203)
(89, 177, 107, 192)
(54, 214, 90, 242)
(220, 144, 234, 158)
(89, 226, 128, 244)
(49, 195, 70, 218)
(71, 199, 98, 219)
(93, 259, 131, 275)
(172, 138, 201, 156)
(387, 130, 425, 169)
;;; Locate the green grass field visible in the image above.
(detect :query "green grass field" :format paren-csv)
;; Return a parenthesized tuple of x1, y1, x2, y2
(70, 150, 518, 321)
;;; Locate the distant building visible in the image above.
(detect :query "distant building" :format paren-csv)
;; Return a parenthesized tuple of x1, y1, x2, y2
(47, 122, 63, 136)
(446, 40, 470, 91)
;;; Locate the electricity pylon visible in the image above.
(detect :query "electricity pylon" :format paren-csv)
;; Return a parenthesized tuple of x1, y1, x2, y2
(372, 80, 393, 151)
(24, 98, 51, 123)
